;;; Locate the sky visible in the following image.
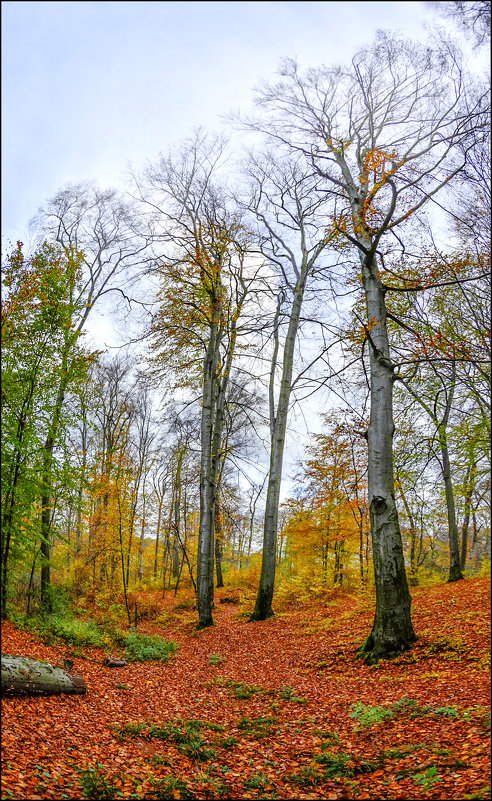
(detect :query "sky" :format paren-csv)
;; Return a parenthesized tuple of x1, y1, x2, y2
(2, 0, 445, 254)
(1, 1, 485, 495)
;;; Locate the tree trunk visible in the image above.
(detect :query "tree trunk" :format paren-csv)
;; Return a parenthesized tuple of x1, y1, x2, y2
(460, 461, 476, 574)
(40, 441, 54, 613)
(439, 428, 463, 582)
(357, 247, 416, 663)
(40, 349, 73, 613)
(214, 498, 224, 588)
(197, 315, 220, 628)
(1, 655, 86, 696)
(398, 481, 419, 586)
(251, 277, 307, 621)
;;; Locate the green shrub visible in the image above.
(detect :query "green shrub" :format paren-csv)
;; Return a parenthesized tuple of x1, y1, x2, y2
(25, 614, 111, 649)
(123, 632, 177, 662)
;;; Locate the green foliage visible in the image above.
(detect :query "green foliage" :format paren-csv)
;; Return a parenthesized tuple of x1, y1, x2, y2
(208, 653, 225, 665)
(148, 775, 195, 800)
(123, 631, 177, 662)
(114, 722, 147, 741)
(1, 241, 92, 618)
(115, 718, 223, 762)
(349, 697, 467, 728)
(279, 685, 308, 704)
(23, 613, 111, 649)
(313, 751, 353, 776)
(349, 701, 395, 727)
(219, 736, 237, 749)
(287, 766, 323, 788)
(224, 679, 263, 699)
(243, 772, 269, 790)
(379, 744, 422, 760)
(79, 764, 118, 800)
(237, 716, 279, 738)
(411, 765, 443, 790)
(464, 787, 491, 800)
(425, 636, 473, 660)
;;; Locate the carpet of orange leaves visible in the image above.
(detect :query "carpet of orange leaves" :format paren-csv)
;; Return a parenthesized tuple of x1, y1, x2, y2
(1, 577, 490, 800)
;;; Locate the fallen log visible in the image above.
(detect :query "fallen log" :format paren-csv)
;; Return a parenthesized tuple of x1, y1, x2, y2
(1, 654, 86, 696)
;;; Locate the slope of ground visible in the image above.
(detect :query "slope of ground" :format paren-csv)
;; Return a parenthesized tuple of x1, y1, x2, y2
(1, 577, 490, 800)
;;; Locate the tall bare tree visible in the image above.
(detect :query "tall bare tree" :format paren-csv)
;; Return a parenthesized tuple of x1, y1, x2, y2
(243, 32, 488, 660)
(241, 151, 337, 620)
(139, 132, 261, 627)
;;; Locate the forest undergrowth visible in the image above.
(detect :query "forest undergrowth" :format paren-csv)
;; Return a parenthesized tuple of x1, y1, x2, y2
(1, 577, 490, 800)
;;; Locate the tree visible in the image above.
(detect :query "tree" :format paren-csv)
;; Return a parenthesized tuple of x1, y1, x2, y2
(283, 411, 369, 587)
(242, 151, 336, 620)
(28, 183, 151, 611)
(141, 132, 260, 627)
(434, 1, 491, 48)
(245, 32, 488, 660)
(1, 241, 91, 617)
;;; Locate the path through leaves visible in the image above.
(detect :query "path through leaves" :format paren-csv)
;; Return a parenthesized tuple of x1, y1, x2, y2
(1, 578, 490, 799)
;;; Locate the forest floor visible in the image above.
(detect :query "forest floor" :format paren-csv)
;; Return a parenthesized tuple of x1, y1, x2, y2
(1, 577, 490, 800)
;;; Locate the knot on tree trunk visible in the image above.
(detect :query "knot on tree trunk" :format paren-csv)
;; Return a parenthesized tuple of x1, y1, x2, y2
(370, 495, 387, 515)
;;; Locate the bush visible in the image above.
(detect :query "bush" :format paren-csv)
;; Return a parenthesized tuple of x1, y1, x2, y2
(24, 613, 111, 649)
(123, 631, 177, 662)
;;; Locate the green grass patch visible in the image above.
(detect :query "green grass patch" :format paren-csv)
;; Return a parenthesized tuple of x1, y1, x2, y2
(243, 772, 269, 790)
(279, 685, 308, 704)
(313, 751, 353, 777)
(208, 653, 225, 666)
(114, 718, 222, 761)
(78, 764, 119, 800)
(227, 680, 264, 699)
(237, 716, 279, 739)
(218, 735, 237, 749)
(123, 631, 177, 662)
(148, 775, 195, 799)
(287, 767, 323, 788)
(349, 697, 468, 727)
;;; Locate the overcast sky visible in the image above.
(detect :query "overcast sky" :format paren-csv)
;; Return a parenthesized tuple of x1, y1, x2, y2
(1, 1, 487, 494)
(1, 0, 448, 253)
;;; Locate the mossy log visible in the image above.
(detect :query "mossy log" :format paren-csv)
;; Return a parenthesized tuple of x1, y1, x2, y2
(1, 654, 86, 696)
